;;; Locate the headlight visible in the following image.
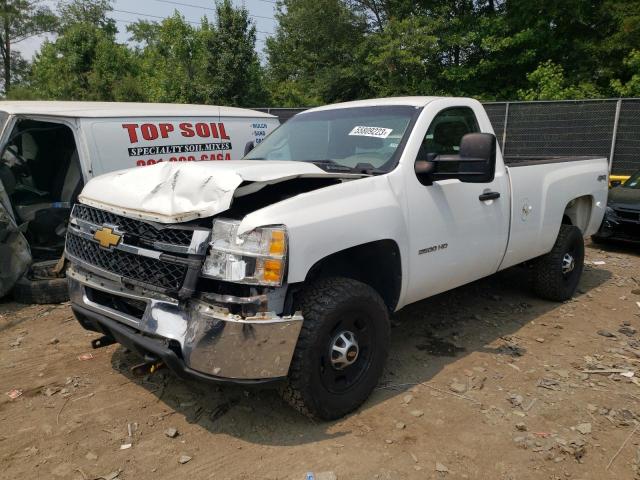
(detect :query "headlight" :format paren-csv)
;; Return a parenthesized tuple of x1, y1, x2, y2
(201, 218, 287, 286)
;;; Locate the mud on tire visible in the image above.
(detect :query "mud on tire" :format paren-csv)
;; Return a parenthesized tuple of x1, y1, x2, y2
(281, 277, 390, 420)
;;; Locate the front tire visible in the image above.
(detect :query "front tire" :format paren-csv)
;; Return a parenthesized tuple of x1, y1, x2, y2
(281, 277, 390, 420)
(532, 224, 584, 301)
(12, 260, 69, 304)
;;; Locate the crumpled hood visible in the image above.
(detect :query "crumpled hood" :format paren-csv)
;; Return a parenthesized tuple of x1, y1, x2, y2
(79, 160, 363, 223)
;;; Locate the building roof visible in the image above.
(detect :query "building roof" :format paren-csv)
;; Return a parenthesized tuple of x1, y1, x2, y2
(0, 101, 276, 119)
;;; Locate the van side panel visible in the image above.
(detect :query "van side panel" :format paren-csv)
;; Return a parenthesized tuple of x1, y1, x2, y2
(83, 116, 279, 176)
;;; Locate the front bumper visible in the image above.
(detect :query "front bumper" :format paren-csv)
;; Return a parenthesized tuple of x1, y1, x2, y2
(67, 265, 303, 383)
(593, 210, 640, 243)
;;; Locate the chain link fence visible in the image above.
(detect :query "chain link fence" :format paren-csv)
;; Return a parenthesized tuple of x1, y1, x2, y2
(259, 98, 640, 175)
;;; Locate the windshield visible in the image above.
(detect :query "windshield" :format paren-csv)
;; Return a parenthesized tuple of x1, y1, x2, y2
(244, 106, 420, 173)
(622, 171, 640, 189)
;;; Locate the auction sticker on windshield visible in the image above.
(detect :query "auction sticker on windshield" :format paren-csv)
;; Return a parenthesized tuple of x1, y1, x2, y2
(348, 126, 393, 138)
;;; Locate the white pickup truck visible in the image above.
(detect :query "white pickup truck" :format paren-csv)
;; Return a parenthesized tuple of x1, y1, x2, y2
(65, 97, 608, 419)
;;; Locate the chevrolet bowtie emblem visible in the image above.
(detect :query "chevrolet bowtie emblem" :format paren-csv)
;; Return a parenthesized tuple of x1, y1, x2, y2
(94, 226, 122, 249)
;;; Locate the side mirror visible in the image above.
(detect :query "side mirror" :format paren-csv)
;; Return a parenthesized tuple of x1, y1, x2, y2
(416, 133, 497, 184)
(243, 141, 255, 156)
(610, 180, 622, 188)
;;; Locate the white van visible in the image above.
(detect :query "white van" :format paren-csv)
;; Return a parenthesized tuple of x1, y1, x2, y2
(0, 101, 279, 302)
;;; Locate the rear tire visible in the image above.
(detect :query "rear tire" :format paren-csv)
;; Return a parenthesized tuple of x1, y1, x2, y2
(281, 277, 390, 420)
(12, 260, 69, 304)
(532, 225, 584, 301)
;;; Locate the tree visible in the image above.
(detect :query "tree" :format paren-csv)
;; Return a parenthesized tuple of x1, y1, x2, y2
(264, 0, 640, 102)
(365, 16, 439, 96)
(198, 0, 266, 106)
(0, 0, 57, 94)
(28, 2, 139, 101)
(130, 1, 266, 106)
(363, 1, 524, 99)
(345, 0, 416, 32)
(128, 13, 201, 103)
(266, 0, 369, 106)
(518, 60, 601, 100)
(58, 0, 116, 34)
(611, 50, 640, 97)
(12, 0, 640, 104)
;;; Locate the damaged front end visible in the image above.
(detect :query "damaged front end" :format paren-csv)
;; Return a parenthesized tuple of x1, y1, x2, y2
(65, 202, 303, 383)
(65, 160, 369, 382)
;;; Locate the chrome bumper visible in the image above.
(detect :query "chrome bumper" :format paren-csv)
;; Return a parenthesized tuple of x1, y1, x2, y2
(67, 266, 303, 380)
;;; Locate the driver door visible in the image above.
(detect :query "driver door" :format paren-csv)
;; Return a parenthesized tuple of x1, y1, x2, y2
(403, 104, 510, 305)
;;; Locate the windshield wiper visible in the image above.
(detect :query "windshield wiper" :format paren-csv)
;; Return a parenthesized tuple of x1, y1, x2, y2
(306, 160, 354, 172)
(349, 162, 386, 175)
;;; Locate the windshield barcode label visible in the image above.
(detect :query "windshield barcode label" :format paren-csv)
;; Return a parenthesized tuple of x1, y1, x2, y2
(348, 126, 393, 138)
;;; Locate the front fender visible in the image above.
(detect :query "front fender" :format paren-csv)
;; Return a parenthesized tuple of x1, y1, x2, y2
(238, 175, 409, 292)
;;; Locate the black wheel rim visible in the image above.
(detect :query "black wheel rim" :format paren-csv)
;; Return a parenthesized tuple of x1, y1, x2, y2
(319, 310, 374, 394)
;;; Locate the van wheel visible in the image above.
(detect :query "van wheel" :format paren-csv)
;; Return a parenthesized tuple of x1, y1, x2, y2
(532, 225, 584, 301)
(12, 260, 69, 304)
(281, 277, 389, 420)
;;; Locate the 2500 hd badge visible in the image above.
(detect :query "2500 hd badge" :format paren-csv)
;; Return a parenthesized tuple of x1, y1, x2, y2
(419, 243, 448, 255)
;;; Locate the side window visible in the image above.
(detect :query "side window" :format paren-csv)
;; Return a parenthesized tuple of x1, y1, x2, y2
(419, 107, 480, 159)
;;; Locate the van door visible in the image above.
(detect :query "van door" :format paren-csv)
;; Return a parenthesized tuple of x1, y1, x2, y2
(403, 103, 510, 304)
(0, 112, 31, 296)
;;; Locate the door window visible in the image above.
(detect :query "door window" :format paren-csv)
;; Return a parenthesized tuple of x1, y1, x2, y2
(419, 107, 480, 159)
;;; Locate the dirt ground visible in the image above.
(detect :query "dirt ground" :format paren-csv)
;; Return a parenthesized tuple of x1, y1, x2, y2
(2, 241, 640, 480)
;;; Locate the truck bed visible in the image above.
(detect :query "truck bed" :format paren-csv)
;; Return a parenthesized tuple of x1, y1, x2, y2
(504, 155, 604, 167)
(499, 155, 608, 271)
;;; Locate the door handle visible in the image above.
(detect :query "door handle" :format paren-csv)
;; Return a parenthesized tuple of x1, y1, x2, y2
(479, 191, 500, 201)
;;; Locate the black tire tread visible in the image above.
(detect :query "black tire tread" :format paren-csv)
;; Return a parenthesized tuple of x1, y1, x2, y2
(281, 277, 389, 419)
(12, 261, 69, 304)
(532, 224, 584, 302)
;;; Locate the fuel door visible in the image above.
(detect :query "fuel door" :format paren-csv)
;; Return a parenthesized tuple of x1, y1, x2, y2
(520, 197, 533, 221)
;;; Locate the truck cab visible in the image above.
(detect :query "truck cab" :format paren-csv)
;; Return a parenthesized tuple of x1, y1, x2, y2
(65, 97, 608, 419)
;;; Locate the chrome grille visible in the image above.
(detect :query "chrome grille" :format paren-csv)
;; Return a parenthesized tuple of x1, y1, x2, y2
(73, 204, 193, 247)
(66, 233, 188, 292)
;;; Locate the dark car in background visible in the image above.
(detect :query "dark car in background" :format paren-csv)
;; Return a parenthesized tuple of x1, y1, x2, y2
(593, 171, 640, 244)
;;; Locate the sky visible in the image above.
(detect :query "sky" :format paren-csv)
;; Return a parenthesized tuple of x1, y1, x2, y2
(15, 0, 278, 60)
